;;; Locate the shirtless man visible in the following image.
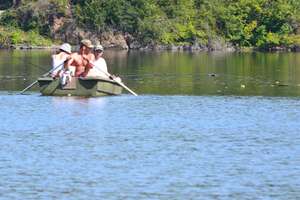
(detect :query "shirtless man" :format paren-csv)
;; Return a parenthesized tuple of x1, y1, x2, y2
(66, 39, 95, 77)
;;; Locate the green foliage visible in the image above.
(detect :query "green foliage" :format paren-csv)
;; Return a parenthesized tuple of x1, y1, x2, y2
(11, 29, 24, 44)
(0, 10, 18, 27)
(0, 0, 299, 49)
(0, 29, 10, 47)
(0, 26, 52, 47)
(74, 0, 202, 45)
(215, 0, 300, 49)
(27, 31, 52, 46)
(0, 0, 67, 36)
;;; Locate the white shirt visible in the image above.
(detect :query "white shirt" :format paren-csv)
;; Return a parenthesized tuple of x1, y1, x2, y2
(51, 55, 66, 76)
(90, 57, 108, 77)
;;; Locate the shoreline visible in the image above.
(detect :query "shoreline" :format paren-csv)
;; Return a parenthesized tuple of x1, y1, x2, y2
(1, 44, 300, 53)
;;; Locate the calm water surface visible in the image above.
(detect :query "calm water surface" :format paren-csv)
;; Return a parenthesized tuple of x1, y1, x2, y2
(0, 50, 300, 199)
(1, 50, 300, 96)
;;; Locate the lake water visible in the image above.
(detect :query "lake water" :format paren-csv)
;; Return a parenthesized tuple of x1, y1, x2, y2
(1, 50, 300, 96)
(0, 50, 300, 199)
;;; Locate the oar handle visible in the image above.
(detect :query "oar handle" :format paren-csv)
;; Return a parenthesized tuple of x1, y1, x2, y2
(19, 60, 66, 94)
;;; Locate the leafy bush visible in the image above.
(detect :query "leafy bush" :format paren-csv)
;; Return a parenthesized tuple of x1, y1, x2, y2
(0, 10, 18, 27)
(0, 26, 52, 47)
(0, 0, 299, 49)
(26, 30, 52, 46)
(11, 29, 24, 44)
(0, 0, 68, 37)
(0, 30, 10, 47)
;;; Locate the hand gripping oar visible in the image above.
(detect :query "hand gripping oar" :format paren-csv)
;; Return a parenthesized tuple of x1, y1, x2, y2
(20, 61, 65, 94)
(86, 60, 138, 96)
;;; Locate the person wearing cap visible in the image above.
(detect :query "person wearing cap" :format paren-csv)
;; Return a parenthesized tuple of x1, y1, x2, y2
(87, 44, 108, 77)
(88, 44, 122, 82)
(66, 39, 95, 77)
(51, 43, 72, 77)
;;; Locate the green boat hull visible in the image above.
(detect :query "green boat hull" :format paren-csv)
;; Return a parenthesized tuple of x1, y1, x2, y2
(38, 77, 123, 97)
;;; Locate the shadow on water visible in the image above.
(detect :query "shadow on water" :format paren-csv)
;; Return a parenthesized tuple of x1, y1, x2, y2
(1, 50, 300, 96)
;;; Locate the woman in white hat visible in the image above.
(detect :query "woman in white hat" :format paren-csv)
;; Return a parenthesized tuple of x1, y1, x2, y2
(51, 43, 72, 78)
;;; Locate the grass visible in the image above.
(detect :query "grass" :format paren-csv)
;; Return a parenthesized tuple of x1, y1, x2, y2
(0, 26, 53, 48)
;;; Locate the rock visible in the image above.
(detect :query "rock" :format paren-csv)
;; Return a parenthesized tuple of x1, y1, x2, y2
(208, 37, 230, 51)
(52, 16, 65, 34)
(129, 40, 142, 49)
(208, 73, 217, 77)
(183, 45, 190, 51)
(226, 43, 236, 52)
(167, 44, 179, 51)
(190, 44, 200, 51)
(100, 31, 128, 50)
(269, 46, 287, 51)
(292, 44, 300, 52)
(53, 25, 129, 50)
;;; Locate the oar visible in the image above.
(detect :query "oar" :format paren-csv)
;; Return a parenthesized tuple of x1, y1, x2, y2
(86, 60, 138, 96)
(109, 75, 138, 96)
(20, 80, 39, 94)
(96, 67, 138, 96)
(20, 61, 65, 94)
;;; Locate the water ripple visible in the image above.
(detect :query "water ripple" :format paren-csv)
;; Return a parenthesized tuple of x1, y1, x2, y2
(0, 95, 299, 199)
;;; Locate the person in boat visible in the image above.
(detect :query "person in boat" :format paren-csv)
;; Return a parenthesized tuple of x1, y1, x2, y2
(87, 44, 122, 82)
(87, 44, 108, 77)
(51, 43, 72, 78)
(66, 39, 95, 77)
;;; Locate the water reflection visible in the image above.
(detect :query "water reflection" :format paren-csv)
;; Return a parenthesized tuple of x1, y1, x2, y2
(51, 96, 108, 110)
(1, 50, 300, 96)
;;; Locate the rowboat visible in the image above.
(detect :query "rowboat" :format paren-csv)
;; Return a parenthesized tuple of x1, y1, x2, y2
(37, 76, 123, 96)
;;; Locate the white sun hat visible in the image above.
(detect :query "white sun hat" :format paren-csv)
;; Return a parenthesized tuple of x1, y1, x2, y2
(59, 43, 72, 54)
(95, 44, 104, 51)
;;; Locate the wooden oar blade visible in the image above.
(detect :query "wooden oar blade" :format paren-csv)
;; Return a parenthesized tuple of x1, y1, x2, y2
(20, 80, 38, 94)
(113, 78, 138, 96)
